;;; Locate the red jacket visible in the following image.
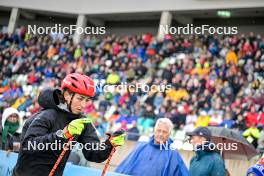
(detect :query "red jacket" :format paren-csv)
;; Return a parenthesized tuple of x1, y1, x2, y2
(245, 112, 258, 127)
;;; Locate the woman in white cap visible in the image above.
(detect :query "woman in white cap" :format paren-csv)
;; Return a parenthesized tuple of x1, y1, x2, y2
(1, 107, 23, 152)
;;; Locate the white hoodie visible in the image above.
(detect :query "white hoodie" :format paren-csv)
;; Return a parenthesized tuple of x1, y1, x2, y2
(1, 107, 23, 133)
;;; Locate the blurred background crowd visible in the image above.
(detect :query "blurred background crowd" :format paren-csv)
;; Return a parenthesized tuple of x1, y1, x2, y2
(0, 26, 264, 151)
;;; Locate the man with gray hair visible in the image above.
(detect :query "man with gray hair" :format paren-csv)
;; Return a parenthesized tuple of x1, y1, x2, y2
(116, 118, 189, 176)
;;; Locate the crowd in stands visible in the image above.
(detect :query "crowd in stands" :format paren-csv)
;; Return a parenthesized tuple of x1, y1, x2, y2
(0, 26, 264, 151)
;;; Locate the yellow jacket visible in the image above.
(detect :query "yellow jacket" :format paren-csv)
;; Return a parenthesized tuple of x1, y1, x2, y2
(225, 51, 238, 65)
(166, 88, 189, 102)
(243, 127, 260, 138)
(243, 127, 260, 143)
(195, 115, 210, 128)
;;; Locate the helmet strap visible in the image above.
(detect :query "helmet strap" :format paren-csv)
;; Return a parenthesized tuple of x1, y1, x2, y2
(68, 93, 75, 113)
(63, 89, 75, 113)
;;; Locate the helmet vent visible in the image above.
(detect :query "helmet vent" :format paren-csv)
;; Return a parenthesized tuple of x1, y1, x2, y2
(71, 83, 77, 89)
(83, 80, 87, 90)
(71, 76, 78, 81)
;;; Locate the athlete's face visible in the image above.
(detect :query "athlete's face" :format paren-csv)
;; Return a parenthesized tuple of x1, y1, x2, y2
(64, 92, 90, 114)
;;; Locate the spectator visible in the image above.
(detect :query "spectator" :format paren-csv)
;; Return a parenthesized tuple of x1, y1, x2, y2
(116, 118, 189, 176)
(233, 115, 246, 132)
(243, 122, 261, 148)
(127, 121, 140, 141)
(137, 104, 155, 135)
(257, 128, 264, 154)
(225, 48, 238, 65)
(245, 106, 259, 128)
(0, 28, 264, 149)
(195, 111, 210, 128)
(1, 107, 23, 152)
(219, 112, 235, 129)
(184, 107, 197, 132)
(246, 157, 264, 176)
(187, 127, 226, 176)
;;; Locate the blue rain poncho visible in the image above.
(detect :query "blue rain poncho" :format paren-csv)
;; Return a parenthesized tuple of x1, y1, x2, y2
(116, 137, 189, 176)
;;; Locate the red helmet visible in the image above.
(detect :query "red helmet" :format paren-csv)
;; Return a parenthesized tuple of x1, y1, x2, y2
(61, 73, 95, 97)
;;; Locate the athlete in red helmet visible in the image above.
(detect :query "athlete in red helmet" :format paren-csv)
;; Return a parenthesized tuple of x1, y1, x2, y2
(60, 73, 97, 114)
(13, 73, 125, 176)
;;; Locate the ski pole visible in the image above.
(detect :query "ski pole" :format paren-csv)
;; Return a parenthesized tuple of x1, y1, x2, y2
(48, 136, 74, 176)
(101, 147, 116, 176)
(101, 130, 124, 176)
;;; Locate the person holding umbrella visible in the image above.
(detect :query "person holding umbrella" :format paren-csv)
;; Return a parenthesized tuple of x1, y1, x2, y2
(187, 127, 226, 176)
(13, 73, 125, 176)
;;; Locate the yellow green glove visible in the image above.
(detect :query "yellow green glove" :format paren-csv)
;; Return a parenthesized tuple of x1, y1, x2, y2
(110, 134, 125, 146)
(108, 131, 126, 147)
(63, 118, 92, 139)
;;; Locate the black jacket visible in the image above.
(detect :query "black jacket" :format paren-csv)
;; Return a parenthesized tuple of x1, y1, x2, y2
(2, 132, 21, 152)
(13, 88, 113, 176)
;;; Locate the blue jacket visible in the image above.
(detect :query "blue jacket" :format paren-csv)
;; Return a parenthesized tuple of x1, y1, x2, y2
(219, 120, 235, 129)
(189, 143, 225, 176)
(116, 137, 189, 176)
